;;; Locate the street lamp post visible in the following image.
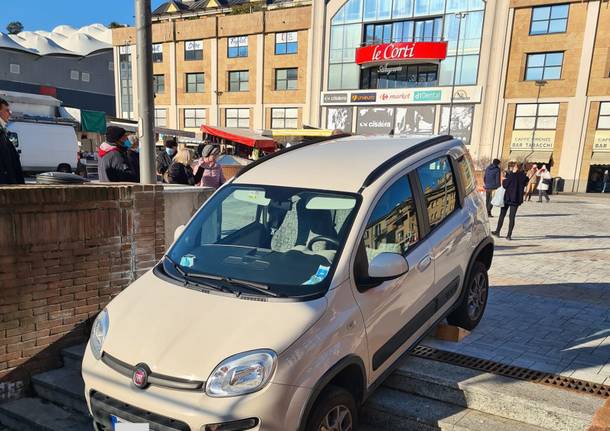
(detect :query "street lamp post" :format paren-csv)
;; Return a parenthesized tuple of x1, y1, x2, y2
(448, 11, 467, 137)
(527, 79, 547, 163)
(135, 0, 155, 184)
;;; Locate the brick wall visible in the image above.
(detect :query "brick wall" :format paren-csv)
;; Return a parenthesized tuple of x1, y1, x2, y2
(0, 185, 166, 400)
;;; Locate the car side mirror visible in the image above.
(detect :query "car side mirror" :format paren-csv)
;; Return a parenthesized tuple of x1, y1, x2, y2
(368, 252, 409, 281)
(174, 225, 186, 242)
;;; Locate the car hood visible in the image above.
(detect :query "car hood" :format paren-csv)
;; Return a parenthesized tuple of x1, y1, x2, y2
(102, 270, 328, 381)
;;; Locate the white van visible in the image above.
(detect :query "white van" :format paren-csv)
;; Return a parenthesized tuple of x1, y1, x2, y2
(7, 120, 78, 173)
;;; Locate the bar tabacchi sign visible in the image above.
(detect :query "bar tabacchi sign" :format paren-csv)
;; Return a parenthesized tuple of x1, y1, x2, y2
(356, 42, 448, 66)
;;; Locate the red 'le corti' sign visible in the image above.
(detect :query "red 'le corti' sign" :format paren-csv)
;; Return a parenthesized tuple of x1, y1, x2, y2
(355, 42, 448, 66)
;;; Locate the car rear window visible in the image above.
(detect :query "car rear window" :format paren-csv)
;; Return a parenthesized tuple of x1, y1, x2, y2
(457, 154, 476, 195)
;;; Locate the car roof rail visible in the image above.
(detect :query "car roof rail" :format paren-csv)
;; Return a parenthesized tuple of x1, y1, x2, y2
(233, 133, 352, 179)
(359, 135, 454, 191)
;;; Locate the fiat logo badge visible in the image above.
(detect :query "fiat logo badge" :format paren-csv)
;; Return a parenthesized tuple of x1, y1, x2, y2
(132, 364, 150, 389)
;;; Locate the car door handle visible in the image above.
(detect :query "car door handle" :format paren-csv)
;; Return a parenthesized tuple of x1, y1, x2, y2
(417, 255, 432, 272)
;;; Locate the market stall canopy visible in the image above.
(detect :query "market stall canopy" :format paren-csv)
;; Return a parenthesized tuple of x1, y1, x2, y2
(202, 125, 277, 151)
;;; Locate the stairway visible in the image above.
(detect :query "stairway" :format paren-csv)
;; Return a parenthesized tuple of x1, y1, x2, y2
(361, 354, 603, 431)
(0, 345, 91, 431)
(0, 345, 603, 431)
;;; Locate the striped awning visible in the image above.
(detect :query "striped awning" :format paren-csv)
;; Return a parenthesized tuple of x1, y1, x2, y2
(590, 152, 610, 165)
(508, 151, 553, 163)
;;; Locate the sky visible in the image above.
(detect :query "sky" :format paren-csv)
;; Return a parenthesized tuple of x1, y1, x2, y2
(1, 0, 168, 33)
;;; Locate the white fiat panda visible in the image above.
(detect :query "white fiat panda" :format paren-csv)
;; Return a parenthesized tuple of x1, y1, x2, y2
(83, 135, 494, 431)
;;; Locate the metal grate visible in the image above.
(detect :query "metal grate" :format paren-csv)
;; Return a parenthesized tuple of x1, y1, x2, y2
(410, 345, 610, 398)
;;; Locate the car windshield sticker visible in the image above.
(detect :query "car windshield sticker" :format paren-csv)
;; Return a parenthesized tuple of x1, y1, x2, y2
(302, 265, 330, 285)
(180, 254, 196, 268)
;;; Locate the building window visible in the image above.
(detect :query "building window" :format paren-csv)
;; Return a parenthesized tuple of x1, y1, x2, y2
(275, 32, 298, 54)
(184, 109, 206, 129)
(275, 68, 298, 91)
(70, 70, 80, 80)
(185, 40, 203, 61)
(530, 4, 569, 35)
(152, 44, 163, 62)
(361, 64, 438, 89)
(153, 74, 165, 93)
(271, 108, 298, 129)
(228, 71, 249, 92)
(525, 52, 563, 81)
(514, 103, 560, 130)
(9, 64, 20, 74)
(119, 46, 133, 119)
(81, 72, 90, 83)
(598, 103, 610, 130)
(364, 17, 442, 45)
(228, 36, 248, 58)
(186, 73, 204, 93)
(329, 23, 362, 90)
(226, 108, 250, 128)
(155, 108, 167, 127)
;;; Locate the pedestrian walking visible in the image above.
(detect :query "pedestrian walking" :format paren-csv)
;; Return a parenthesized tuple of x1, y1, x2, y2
(537, 165, 552, 202)
(483, 159, 501, 217)
(97, 126, 138, 183)
(195, 144, 226, 189)
(0, 98, 25, 185)
(492, 162, 529, 240)
(603, 170, 609, 193)
(524, 164, 538, 201)
(156, 138, 177, 182)
(167, 147, 203, 185)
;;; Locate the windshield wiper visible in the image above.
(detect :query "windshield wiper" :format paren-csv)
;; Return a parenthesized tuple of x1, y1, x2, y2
(181, 271, 278, 298)
(163, 255, 235, 295)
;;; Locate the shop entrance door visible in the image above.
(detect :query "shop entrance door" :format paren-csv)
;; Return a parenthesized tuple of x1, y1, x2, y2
(587, 165, 610, 193)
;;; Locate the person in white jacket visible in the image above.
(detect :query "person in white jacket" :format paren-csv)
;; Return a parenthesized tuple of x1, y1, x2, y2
(537, 165, 552, 202)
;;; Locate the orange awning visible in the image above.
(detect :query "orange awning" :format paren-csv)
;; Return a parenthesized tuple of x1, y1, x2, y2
(201, 125, 277, 152)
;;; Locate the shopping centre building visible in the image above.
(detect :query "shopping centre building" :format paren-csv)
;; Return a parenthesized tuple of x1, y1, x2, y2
(113, 0, 610, 192)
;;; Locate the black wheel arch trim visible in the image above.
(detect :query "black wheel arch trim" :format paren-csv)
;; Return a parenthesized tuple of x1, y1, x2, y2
(297, 354, 366, 431)
(456, 236, 495, 307)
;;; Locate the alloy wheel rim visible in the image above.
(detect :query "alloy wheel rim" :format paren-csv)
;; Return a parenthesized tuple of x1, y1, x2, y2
(467, 272, 487, 320)
(319, 405, 353, 431)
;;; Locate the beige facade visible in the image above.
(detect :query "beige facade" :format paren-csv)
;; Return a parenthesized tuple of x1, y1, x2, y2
(113, 1, 313, 135)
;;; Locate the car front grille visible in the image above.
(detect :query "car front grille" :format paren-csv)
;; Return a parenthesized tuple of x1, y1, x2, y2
(91, 391, 191, 431)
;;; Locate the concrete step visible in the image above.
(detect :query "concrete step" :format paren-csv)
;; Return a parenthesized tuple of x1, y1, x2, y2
(362, 387, 549, 431)
(31, 367, 88, 415)
(0, 397, 91, 431)
(384, 355, 603, 431)
(61, 343, 86, 371)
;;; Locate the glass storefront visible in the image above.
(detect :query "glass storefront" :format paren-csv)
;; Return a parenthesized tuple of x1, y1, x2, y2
(329, 0, 485, 90)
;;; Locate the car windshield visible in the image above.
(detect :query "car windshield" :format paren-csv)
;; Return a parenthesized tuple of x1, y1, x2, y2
(164, 185, 359, 298)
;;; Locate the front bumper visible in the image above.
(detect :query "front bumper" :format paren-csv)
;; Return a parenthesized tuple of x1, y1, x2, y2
(82, 344, 312, 431)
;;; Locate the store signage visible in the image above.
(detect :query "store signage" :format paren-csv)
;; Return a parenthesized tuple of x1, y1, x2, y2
(356, 42, 448, 66)
(356, 108, 395, 135)
(593, 130, 610, 152)
(378, 64, 403, 74)
(323, 93, 349, 104)
(379, 91, 410, 103)
(351, 92, 377, 103)
(414, 90, 442, 102)
(510, 130, 556, 150)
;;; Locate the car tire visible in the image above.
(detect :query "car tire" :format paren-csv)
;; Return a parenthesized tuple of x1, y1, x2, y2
(447, 261, 489, 331)
(305, 385, 358, 431)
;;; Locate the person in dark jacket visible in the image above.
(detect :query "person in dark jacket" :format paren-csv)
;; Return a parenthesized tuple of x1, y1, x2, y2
(483, 159, 501, 217)
(97, 126, 137, 183)
(167, 147, 204, 185)
(126, 135, 140, 182)
(0, 98, 25, 185)
(492, 162, 529, 240)
(156, 138, 177, 182)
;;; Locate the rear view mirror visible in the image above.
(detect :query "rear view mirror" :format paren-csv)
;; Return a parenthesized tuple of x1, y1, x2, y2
(174, 225, 186, 242)
(368, 253, 409, 281)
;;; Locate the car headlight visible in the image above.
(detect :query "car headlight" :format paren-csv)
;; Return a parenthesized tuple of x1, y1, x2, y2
(89, 309, 109, 360)
(205, 350, 277, 398)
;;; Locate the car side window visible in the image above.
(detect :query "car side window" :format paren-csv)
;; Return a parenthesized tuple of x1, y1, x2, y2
(417, 156, 458, 230)
(363, 176, 419, 264)
(457, 154, 476, 195)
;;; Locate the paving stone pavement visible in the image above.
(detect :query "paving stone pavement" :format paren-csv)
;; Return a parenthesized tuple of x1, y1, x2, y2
(425, 193, 610, 384)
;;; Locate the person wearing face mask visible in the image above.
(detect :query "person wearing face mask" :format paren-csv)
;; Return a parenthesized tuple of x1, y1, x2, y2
(97, 126, 137, 183)
(156, 138, 177, 182)
(0, 98, 25, 184)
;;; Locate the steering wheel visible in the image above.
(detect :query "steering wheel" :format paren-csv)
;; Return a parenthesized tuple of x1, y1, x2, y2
(307, 235, 340, 250)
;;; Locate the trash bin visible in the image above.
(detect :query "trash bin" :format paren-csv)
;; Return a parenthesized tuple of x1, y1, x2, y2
(551, 177, 564, 194)
(36, 172, 90, 185)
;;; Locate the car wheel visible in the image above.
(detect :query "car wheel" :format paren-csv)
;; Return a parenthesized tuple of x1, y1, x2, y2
(306, 385, 358, 431)
(447, 261, 488, 331)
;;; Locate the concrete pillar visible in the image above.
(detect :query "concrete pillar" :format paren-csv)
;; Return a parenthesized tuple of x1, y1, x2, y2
(307, 0, 326, 128)
(211, 32, 219, 127)
(254, 33, 265, 130)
